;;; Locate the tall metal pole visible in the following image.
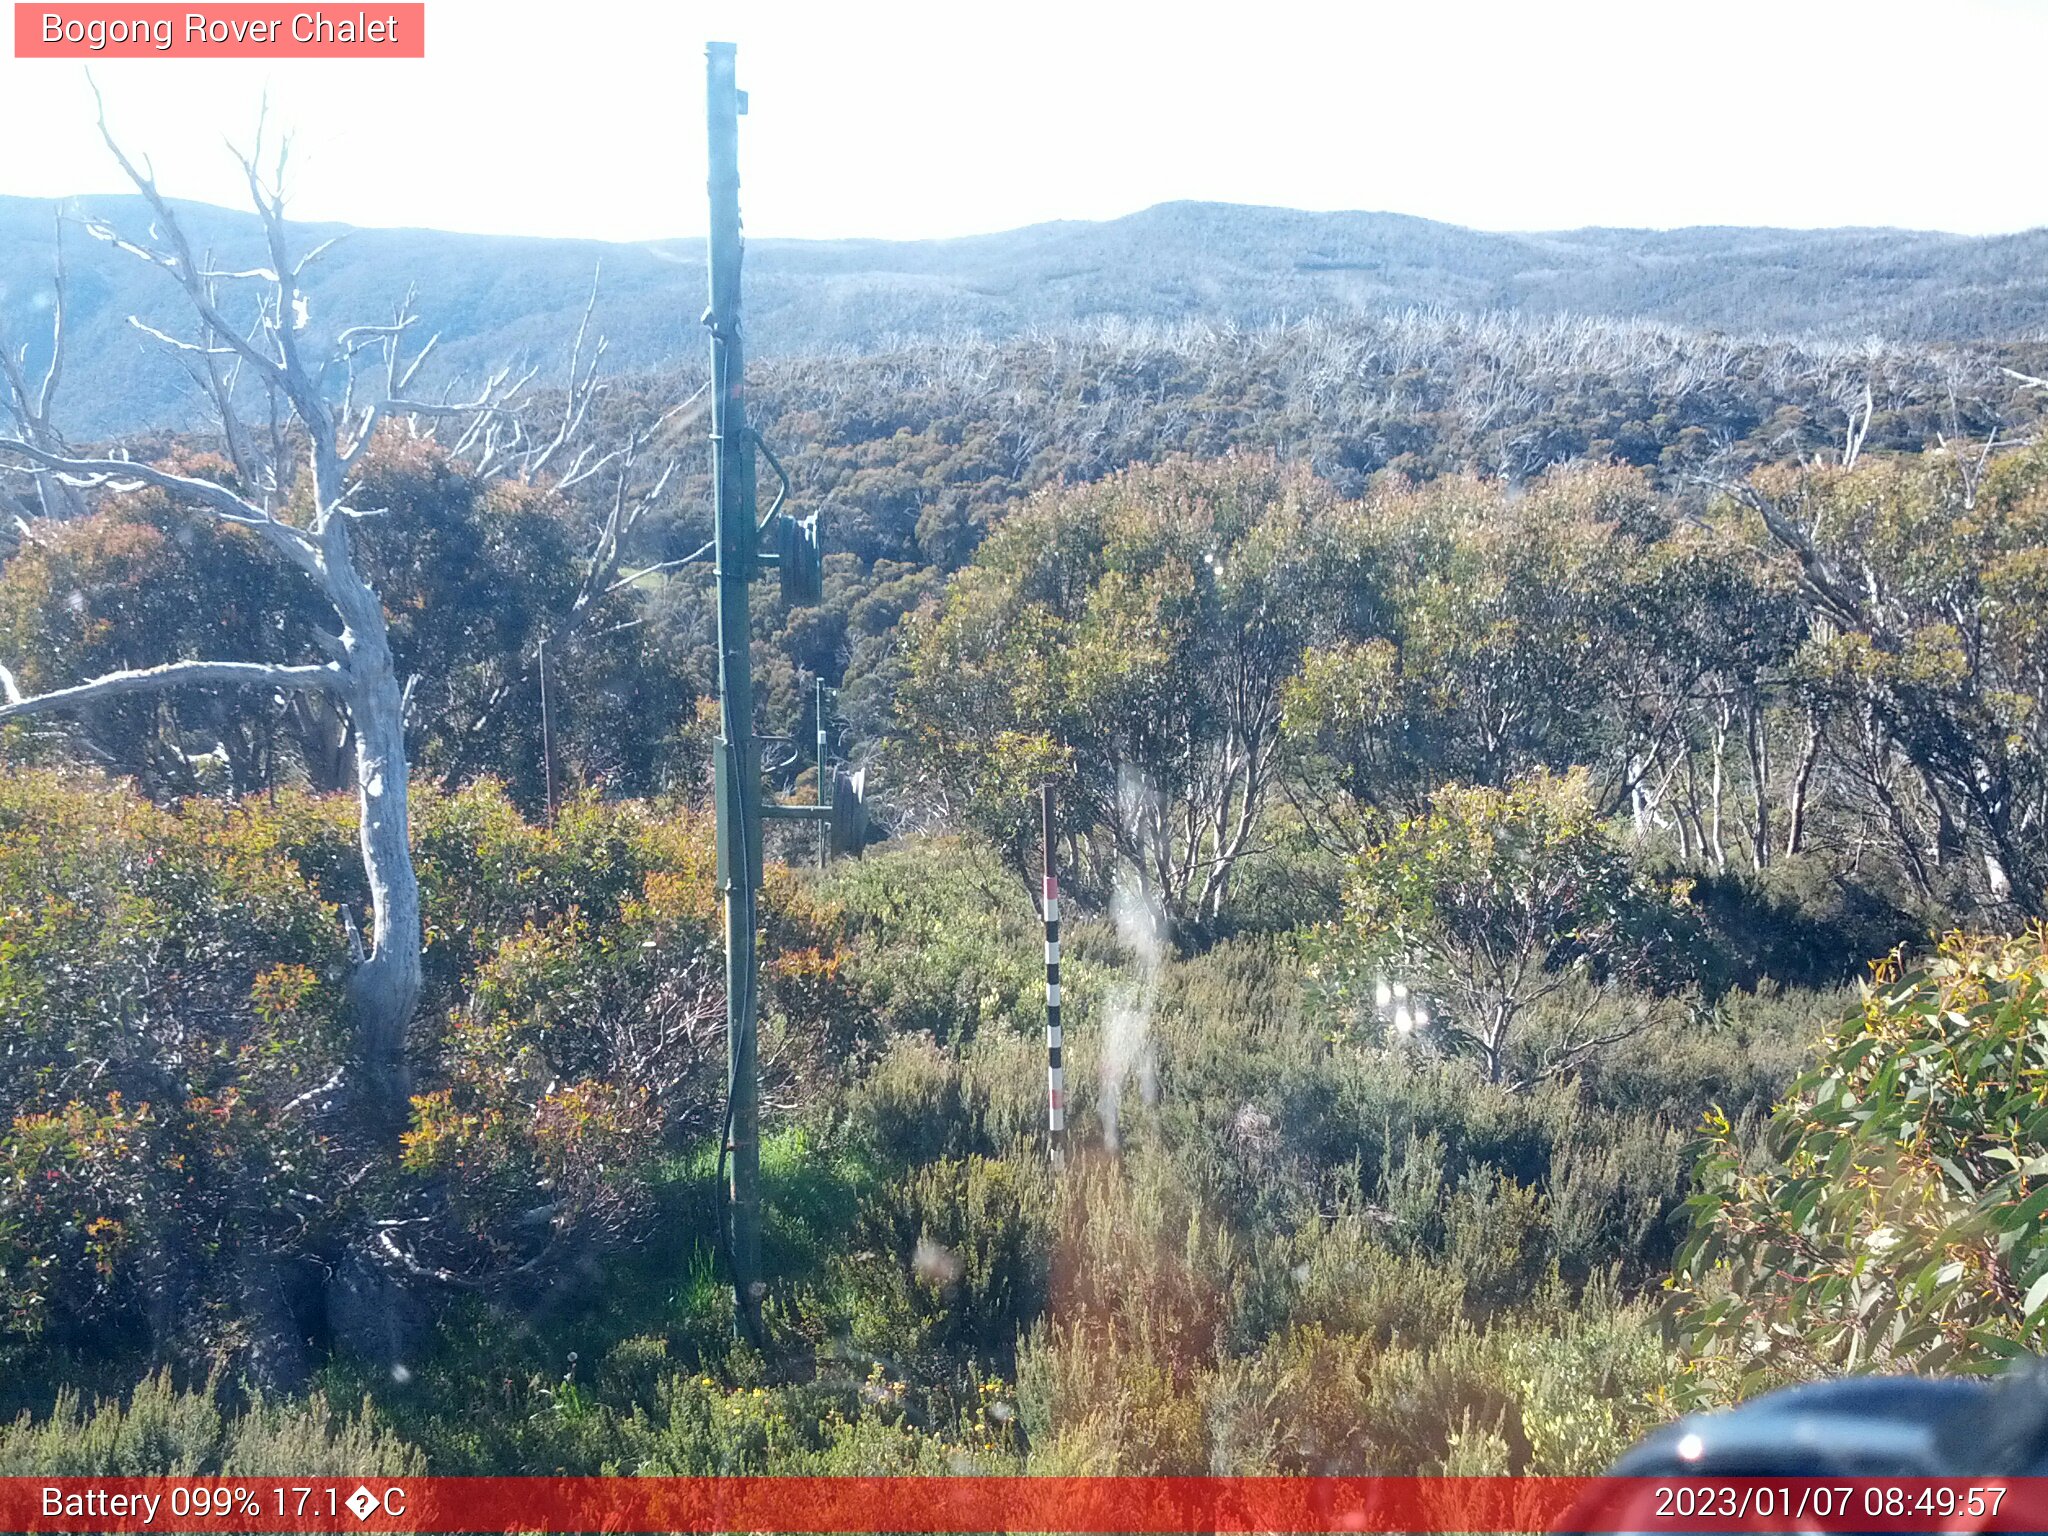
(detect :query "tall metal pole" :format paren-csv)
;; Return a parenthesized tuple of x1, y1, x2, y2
(705, 39, 762, 1342)
(1041, 784, 1065, 1167)
(815, 676, 830, 872)
(537, 634, 554, 829)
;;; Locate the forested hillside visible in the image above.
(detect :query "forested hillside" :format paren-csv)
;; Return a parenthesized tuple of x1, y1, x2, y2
(6, 172, 2048, 1483)
(644, 311, 2048, 758)
(9, 190, 2048, 435)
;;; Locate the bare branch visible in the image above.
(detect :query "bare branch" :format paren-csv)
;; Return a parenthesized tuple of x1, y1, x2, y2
(126, 316, 239, 357)
(0, 215, 83, 520)
(19, 81, 432, 1126)
(0, 657, 344, 722)
(0, 439, 318, 562)
(606, 537, 713, 594)
(394, 330, 439, 396)
(291, 233, 344, 277)
(524, 265, 604, 480)
(38, 216, 66, 423)
(89, 80, 291, 393)
(334, 318, 418, 350)
(376, 1227, 483, 1290)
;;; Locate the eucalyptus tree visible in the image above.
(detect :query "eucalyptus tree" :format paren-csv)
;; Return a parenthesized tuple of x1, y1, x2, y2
(1726, 447, 2048, 920)
(0, 102, 681, 1129)
(1318, 768, 1689, 1087)
(900, 454, 1349, 935)
(1281, 465, 1692, 827)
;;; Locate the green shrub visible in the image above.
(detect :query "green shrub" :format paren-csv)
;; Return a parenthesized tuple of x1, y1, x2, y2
(1308, 768, 1694, 1085)
(1502, 1285, 1679, 1474)
(0, 1372, 421, 1476)
(1355, 1289, 1677, 1475)
(0, 767, 865, 1383)
(0, 1372, 220, 1476)
(822, 838, 1047, 1044)
(959, 1029, 1059, 1157)
(1015, 1318, 1211, 1474)
(1679, 928, 2048, 1388)
(220, 1394, 426, 1477)
(1442, 1168, 1556, 1313)
(1576, 983, 1828, 1126)
(1019, 1277, 1675, 1476)
(0, 771, 348, 1371)
(1051, 1152, 1279, 1367)
(1679, 860, 1919, 994)
(1205, 1324, 1378, 1473)
(842, 1035, 991, 1169)
(846, 1155, 1049, 1367)
(1287, 1198, 1464, 1347)
(630, 1367, 1013, 1476)
(1546, 1117, 1687, 1285)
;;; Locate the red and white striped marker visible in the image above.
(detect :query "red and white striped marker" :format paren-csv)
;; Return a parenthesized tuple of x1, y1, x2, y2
(1041, 785, 1065, 1164)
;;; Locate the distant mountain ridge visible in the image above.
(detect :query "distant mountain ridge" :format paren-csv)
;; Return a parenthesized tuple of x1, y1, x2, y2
(4, 193, 2046, 437)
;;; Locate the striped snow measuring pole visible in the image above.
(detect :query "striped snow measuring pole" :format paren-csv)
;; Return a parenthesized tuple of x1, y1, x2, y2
(1041, 784, 1065, 1164)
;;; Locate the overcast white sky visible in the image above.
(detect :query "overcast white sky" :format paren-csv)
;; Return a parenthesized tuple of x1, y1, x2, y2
(2, 0, 2043, 242)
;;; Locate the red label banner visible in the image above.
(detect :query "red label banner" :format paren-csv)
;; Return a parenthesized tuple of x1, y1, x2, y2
(14, 4, 424, 57)
(4, 1475, 2048, 1533)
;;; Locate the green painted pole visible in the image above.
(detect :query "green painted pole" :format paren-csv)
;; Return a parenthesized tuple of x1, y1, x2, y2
(704, 39, 762, 1344)
(815, 677, 830, 872)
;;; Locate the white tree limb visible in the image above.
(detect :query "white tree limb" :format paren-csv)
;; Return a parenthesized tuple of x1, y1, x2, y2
(0, 658, 344, 722)
(88, 82, 292, 395)
(0, 214, 84, 520)
(0, 439, 322, 572)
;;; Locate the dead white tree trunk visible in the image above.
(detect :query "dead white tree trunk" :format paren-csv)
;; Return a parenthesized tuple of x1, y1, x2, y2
(1785, 702, 1824, 857)
(0, 105, 430, 1120)
(0, 215, 85, 522)
(1, 99, 686, 1131)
